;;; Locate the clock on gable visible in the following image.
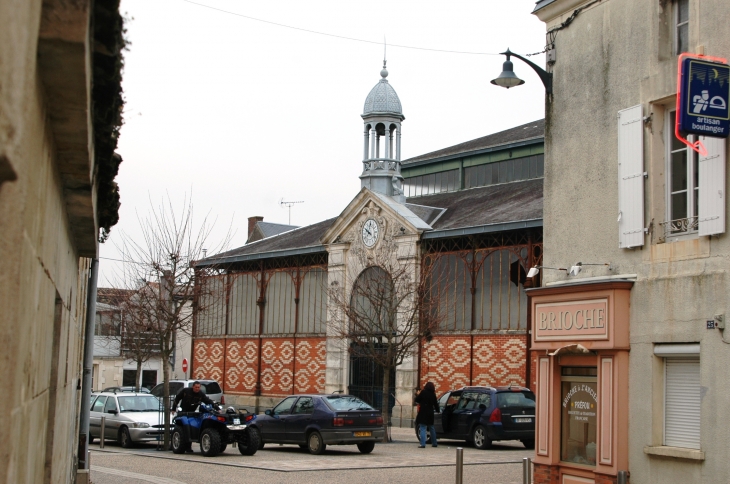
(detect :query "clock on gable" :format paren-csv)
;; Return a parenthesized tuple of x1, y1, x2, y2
(361, 219, 379, 247)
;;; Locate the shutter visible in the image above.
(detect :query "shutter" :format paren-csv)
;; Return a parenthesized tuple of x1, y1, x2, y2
(617, 105, 645, 248)
(698, 136, 726, 236)
(664, 358, 700, 449)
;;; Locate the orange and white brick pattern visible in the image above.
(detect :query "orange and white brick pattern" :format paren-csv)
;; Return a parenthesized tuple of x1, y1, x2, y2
(192, 337, 326, 397)
(420, 334, 528, 395)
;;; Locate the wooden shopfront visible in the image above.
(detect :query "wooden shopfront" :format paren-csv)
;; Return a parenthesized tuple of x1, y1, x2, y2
(527, 281, 633, 484)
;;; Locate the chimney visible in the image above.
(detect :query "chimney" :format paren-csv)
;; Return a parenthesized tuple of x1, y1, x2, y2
(247, 216, 264, 240)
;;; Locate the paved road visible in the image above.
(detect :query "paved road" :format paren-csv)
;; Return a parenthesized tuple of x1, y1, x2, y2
(88, 427, 533, 484)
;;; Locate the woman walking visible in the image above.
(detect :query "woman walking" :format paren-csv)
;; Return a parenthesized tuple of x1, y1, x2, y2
(415, 382, 440, 448)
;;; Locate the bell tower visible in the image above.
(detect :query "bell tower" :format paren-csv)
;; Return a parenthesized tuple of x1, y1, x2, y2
(360, 61, 406, 203)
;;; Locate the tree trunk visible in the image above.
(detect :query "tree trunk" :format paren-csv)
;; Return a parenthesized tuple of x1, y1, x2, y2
(381, 366, 391, 443)
(135, 359, 143, 392)
(162, 331, 172, 450)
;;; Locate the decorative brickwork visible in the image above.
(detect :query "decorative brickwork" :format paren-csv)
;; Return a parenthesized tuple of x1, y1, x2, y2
(225, 339, 259, 392)
(420, 334, 527, 394)
(192, 338, 225, 383)
(192, 336, 326, 397)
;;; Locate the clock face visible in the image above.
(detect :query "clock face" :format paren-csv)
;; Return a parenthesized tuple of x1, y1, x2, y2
(361, 219, 379, 247)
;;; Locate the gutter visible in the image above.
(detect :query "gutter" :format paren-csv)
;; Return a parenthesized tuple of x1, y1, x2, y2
(422, 219, 543, 239)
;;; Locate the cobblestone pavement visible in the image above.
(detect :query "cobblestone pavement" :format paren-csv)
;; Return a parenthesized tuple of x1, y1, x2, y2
(88, 427, 533, 484)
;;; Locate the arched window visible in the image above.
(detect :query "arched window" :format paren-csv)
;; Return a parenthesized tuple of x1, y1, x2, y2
(349, 266, 394, 336)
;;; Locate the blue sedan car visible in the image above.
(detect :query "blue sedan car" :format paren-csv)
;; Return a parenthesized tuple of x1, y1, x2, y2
(253, 394, 385, 455)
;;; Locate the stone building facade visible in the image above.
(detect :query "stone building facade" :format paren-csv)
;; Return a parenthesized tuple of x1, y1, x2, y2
(0, 1, 123, 482)
(528, 0, 730, 483)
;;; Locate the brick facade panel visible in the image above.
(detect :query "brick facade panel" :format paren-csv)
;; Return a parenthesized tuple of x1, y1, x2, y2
(192, 336, 326, 397)
(420, 334, 527, 394)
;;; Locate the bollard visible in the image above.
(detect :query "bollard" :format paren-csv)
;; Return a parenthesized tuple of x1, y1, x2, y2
(523, 457, 531, 484)
(99, 417, 106, 449)
(455, 447, 463, 484)
(618, 470, 628, 484)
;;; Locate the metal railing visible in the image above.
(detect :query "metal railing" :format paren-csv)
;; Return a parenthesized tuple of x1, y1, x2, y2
(660, 216, 698, 238)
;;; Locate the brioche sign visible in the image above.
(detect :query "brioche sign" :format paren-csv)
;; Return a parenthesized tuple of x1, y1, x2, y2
(534, 299, 609, 342)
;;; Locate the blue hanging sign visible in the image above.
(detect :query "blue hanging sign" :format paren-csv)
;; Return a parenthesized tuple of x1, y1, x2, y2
(678, 58, 730, 138)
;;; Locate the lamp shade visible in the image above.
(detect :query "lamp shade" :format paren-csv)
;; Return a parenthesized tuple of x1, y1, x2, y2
(491, 59, 525, 88)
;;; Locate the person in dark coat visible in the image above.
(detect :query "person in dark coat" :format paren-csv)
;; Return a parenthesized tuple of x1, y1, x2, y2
(415, 381, 440, 448)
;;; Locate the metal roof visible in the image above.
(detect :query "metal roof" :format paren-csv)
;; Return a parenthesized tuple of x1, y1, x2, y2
(363, 71, 403, 116)
(403, 119, 544, 166)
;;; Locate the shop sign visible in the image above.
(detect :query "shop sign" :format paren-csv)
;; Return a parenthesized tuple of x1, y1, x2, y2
(678, 57, 730, 138)
(534, 299, 608, 342)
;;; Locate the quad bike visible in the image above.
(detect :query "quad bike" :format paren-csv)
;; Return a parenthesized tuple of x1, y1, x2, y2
(171, 403, 260, 457)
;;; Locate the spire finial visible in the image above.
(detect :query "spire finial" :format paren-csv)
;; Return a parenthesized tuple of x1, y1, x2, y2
(381, 36, 389, 79)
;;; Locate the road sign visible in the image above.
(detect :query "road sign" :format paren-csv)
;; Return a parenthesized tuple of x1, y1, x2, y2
(182, 358, 188, 373)
(678, 57, 730, 138)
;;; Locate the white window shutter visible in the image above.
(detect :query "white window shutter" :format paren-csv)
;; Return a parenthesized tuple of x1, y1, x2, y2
(664, 358, 700, 449)
(617, 105, 645, 248)
(698, 136, 726, 236)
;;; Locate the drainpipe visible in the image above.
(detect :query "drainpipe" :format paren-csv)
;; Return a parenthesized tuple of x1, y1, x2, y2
(78, 258, 99, 471)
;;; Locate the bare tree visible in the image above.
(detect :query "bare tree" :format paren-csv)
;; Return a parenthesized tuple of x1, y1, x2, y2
(327, 239, 446, 442)
(105, 287, 161, 392)
(116, 194, 230, 449)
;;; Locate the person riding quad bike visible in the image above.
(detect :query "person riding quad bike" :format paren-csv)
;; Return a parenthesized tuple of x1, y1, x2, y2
(171, 403, 260, 457)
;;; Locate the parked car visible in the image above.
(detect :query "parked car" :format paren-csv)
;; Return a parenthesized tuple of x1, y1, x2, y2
(416, 386, 536, 449)
(252, 394, 385, 455)
(89, 392, 164, 447)
(102, 386, 151, 393)
(150, 379, 224, 409)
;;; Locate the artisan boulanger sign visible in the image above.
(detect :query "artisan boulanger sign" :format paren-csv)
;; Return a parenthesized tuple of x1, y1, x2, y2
(534, 299, 608, 341)
(678, 57, 730, 138)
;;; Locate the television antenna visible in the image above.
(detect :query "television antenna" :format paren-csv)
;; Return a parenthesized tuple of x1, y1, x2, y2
(279, 198, 304, 225)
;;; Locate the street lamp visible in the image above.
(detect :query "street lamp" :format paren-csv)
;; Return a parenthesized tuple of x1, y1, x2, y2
(491, 48, 553, 94)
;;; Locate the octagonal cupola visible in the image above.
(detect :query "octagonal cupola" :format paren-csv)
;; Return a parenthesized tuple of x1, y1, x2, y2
(360, 61, 406, 203)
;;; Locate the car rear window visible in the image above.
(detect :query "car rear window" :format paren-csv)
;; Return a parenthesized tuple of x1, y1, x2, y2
(496, 391, 536, 408)
(118, 395, 163, 412)
(202, 382, 221, 394)
(152, 382, 184, 397)
(324, 396, 374, 411)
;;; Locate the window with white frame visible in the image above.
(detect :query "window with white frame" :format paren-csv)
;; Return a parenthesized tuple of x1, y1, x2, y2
(654, 344, 700, 450)
(665, 110, 699, 237)
(674, 0, 689, 55)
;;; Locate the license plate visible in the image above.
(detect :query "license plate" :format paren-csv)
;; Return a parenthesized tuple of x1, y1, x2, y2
(514, 418, 532, 423)
(353, 431, 371, 437)
(233, 418, 240, 425)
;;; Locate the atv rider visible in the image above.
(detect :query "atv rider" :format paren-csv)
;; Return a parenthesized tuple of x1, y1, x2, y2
(173, 381, 214, 413)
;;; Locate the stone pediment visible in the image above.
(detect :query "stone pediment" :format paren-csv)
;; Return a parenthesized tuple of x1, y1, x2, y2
(320, 188, 432, 249)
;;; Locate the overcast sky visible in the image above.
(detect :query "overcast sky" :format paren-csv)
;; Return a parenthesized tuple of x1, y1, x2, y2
(100, 0, 547, 285)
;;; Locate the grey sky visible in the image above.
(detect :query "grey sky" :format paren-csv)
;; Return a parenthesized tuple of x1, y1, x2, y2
(101, 0, 546, 285)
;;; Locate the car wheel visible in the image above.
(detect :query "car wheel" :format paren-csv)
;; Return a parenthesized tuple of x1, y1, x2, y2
(200, 428, 222, 457)
(471, 425, 492, 450)
(414, 426, 432, 445)
(522, 439, 535, 449)
(357, 442, 375, 454)
(237, 428, 259, 456)
(307, 431, 326, 455)
(220, 444, 227, 453)
(119, 427, 134, 449)
(171, 425, 187, 454)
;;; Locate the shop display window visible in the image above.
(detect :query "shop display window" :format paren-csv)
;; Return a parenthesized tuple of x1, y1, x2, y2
(560, 367, 598, 466)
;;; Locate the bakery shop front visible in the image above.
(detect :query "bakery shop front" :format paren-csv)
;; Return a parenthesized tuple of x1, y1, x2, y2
(527, 281, 633, 484)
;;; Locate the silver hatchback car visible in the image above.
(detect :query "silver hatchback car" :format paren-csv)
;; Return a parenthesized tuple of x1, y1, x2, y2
(89, 392, 164, 447)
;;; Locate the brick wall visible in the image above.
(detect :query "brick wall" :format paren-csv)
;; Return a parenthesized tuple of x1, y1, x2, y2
(420, 334, 528, 394)
(533, 463, 560, 484)
(192, 336, 326, 397)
